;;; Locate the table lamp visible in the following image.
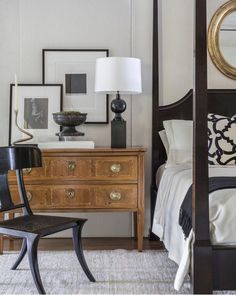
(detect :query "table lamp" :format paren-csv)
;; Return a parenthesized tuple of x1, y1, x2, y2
(95, 57, 142, 148)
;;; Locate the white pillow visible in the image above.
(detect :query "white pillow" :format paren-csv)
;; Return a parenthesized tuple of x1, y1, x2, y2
(159, 130, 169, 155)
(163, 120, 193, 166)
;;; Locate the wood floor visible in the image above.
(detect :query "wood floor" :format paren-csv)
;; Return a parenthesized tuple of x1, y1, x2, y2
(2, 237, 164, 251)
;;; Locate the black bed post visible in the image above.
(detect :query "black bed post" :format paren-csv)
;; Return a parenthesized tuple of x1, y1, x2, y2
(192, 0, 212, 293)
(150, 0, 159, 240)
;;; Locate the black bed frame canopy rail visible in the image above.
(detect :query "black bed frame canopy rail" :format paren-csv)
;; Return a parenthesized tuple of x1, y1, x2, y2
(192, 0, 212, 293)
(151, 0, 236, 293)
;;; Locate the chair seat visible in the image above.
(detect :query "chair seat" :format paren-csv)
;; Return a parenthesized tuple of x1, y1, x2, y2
(0, 214, 86, 236)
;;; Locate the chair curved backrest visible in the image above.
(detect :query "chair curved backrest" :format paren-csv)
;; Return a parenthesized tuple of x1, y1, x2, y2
(0, 146, 42, 213)
(0, 146, 42, 173)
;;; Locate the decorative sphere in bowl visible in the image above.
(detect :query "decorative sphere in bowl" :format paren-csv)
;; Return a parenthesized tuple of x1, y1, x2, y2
(53, 111, 87, 138)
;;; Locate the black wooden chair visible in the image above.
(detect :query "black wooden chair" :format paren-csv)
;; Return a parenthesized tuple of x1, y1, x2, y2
(0, 146, 95, 294)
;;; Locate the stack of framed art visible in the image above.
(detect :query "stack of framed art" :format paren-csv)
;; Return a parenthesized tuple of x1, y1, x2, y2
(9, 49, 109, 145)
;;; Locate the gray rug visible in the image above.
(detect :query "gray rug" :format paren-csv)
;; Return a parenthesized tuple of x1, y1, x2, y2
(0, 249, 191, 294)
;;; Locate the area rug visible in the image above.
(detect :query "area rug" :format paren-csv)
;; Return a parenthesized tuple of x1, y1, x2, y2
(0, 249, 191, 294)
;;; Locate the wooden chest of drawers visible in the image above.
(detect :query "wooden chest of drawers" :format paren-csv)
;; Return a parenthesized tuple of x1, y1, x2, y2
(7, 147, 146, 251)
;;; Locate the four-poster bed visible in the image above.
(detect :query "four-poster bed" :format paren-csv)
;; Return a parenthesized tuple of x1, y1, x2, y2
(151, 0, 236, 293)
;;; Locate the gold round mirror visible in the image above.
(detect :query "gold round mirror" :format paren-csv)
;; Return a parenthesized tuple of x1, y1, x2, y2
(208, 0, 236, 79)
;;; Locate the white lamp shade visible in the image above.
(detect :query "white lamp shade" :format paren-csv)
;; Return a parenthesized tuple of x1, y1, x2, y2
(95, 57, 142, 94)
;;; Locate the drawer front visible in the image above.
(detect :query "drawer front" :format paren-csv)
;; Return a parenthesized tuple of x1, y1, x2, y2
(94, 185, 137, 209)
(93, 156, 137, 180)
(10, 184, 137, 210)
(10, 186, 51, 210)
(9, 155, 138, 182)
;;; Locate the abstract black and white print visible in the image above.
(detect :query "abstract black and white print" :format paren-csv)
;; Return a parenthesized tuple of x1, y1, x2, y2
(65, 73, 87, 94)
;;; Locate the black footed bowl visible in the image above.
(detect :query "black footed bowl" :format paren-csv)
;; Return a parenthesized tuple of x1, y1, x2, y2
(53, 111, 87, 126)
(53, 111, 87, 137)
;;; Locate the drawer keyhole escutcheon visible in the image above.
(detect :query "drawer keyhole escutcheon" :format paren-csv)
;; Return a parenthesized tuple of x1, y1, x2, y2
(67, 189, 75, 199)
(26, 191, 32, 202)
(110, 164, 121, 173)
(23, 168, 32, 175)
(110, 191, 122, 201)
(68, 162, 76, 172)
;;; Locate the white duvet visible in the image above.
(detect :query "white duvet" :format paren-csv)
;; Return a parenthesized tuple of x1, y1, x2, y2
(152, 164, 236, 291)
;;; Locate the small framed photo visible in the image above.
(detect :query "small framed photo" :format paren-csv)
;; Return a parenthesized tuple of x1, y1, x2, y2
(9, 84, 63, 145)
(42, 49, 109, 124)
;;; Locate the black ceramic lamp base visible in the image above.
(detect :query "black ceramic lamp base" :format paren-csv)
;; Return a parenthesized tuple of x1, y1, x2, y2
(110, 91, 127, 148)
(111, 120, 126, 148)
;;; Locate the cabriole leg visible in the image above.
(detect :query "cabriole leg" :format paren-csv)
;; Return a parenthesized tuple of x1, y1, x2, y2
(72, 223, 95, 282)
(11, 238, 27, 270)
(27, 235, 45, 294)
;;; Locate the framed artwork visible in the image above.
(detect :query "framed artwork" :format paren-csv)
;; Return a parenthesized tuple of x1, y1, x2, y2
(9, 84, 63, 145)
(42, 49, 109, 124)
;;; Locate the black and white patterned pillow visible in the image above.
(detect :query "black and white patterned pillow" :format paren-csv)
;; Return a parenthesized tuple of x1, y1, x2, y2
(208, 113, 236, 165)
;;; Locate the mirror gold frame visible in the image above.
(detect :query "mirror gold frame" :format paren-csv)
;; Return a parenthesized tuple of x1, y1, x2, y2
(208, 0, 236, 79)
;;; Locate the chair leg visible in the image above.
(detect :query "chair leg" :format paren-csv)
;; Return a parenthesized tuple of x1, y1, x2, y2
(11, 238, 27, 270)
(27, 235, 46, 294)
(72, 224, 96, 282)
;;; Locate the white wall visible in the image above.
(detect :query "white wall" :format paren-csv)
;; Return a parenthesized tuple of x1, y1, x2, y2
(0, 0, 153, 237)
(159, 0, 194, 105)
(160, 0, 236, 106)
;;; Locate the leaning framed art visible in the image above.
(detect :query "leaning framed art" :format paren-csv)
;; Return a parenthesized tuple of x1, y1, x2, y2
(9, 84, 63, 145)
(42, 49, 109, 124)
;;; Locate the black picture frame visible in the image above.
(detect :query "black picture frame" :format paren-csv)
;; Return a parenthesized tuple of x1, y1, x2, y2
(42, 49, 109, 124)
(9, 84, 63, 145)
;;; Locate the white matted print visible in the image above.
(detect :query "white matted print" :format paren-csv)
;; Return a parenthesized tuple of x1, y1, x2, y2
(42, 49, 109, 124)
(9, 84, 62, 145)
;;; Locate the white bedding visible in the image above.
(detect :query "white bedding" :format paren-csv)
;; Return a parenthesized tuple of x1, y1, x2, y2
(152, 164, 236, 290)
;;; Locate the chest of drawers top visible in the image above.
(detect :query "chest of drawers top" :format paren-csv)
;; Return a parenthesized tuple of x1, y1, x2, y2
(40, 147, 145, 159)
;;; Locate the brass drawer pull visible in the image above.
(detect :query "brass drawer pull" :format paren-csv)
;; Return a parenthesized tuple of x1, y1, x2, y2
(23, 168, 32, 175)
(68, 162, 76, 172)
(66, 189, 75, 199)
(110, 164, 121, 173)
(26, 191, 32, 202)
(110, 191, 121, 201)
